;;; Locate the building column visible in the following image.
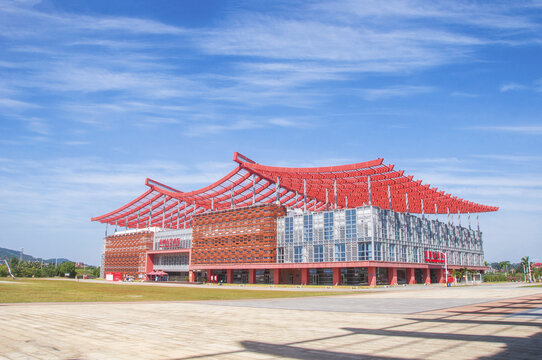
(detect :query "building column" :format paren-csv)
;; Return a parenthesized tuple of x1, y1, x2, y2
(388, 267, 398, 286)
(248, 269, 256, 284)
(407, 268, 416, 285)
(333, 268, 341, 286)
(226, 269, 233, 283)
(301, 268, 309, 285)
(423, 268, 431, 284)
(207, 269, 213, 282)
(437, 268, 445, 283)
(145, 253, 154, 281)
(368, 266, 377, 287)
(188, 270, 195, 283)
(273, 269, 281, 284)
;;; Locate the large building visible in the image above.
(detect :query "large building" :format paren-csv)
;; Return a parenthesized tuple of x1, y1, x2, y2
(93, 153, 497, 285)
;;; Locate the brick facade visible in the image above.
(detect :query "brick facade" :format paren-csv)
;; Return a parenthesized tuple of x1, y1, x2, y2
(103, 231, 154, 278)
(191, 204, 286, 265)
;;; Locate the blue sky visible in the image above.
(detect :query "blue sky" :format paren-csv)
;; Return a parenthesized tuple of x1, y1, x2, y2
(1, 0, 541, 265)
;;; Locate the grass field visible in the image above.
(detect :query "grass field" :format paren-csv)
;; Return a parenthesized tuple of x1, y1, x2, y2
(0, 278, 346, 303)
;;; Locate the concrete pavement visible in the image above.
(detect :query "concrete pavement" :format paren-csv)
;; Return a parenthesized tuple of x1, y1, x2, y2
(1, 283, 541, 359)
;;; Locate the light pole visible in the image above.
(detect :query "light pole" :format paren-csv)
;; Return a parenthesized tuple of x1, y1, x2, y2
(444, 252, 449, 287)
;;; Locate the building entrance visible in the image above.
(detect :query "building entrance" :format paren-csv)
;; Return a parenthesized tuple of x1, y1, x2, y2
(430, 269, 438, 284)
(397, 269, 407, 284)
(415, 269, 424, 284)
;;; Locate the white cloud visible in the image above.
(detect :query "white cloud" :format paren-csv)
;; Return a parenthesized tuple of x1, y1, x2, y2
(500, 83, 527, 92)
(472, 154, 542, 162)
(0, 97, 37, 108)
(467, 125, 542, 135)
(450, 91, 479, 98)
(358, 85, 434, 100)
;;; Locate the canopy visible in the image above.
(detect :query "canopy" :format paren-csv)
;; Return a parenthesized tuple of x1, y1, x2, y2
(147, 270, 168, 276)
(92, 152, 498, 229)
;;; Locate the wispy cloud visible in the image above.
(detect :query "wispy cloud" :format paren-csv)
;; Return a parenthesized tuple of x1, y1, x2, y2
(472, 154, 542, 162)
(467, 125, 542, 135)
(358, 85, 434, 100)
(500, 83, 527, 92)
(0, 97, 37, 108)
(450, 91, 479, 98)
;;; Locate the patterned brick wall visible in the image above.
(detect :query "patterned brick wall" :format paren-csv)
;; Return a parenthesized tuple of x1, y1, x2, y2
(103, 231, 154, 278)
(191, 204, 286, 265)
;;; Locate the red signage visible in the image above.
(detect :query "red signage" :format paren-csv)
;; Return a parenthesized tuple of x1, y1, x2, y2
(158, 237, 181, 249)
(425, 250, 445, 263)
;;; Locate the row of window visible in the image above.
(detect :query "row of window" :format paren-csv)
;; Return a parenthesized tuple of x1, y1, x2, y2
(279, 242, 482, 265)
(281, 209, 480, 249)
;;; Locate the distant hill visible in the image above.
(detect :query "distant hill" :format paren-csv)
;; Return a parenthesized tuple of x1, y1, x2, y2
(0, 246, 72, 265)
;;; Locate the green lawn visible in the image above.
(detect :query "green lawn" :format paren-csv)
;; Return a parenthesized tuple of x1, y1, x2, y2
(0, 278, 346, 303)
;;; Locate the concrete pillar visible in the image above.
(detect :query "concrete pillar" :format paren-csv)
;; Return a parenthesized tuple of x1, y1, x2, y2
(248, 269, 256, 284)
(388, 267, 398, 286)
(273, 269, 281, 284)
(145, 253, 154, 281)
(301, 268, 309, 285)
(227, 269, 233, 283)
(407, 268, 416, 285)
(368, 266, 377, 287)
(333, 268, 341, 286)
(423, 268, 431, 284)
(188, 270, 195, 283)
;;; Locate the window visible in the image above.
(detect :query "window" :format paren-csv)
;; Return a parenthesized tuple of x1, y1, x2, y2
(358, 242, 371, 260)
(401, 245, 407, 262)
(374, 242, 382, 261)
(294, 246, 303, 263)
(389, 244, 396, 261)
(277, 247, 284, 263)
(335, 243, 345, 261)
(285, 217, 293, 243)
(413, 247, 419, 263)
(324, 212, 334, 241)
(345, 209, 357, 240)
(303, 214, 313, 242)
(314, 245, 324, 262)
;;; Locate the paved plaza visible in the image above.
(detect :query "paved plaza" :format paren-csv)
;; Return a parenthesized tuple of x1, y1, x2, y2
(1, 283, 541, 359)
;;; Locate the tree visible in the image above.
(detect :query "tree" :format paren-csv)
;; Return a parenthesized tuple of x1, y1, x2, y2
(57, 262, 76, 278)
(521, 256, 532, 282)
(0, 264, 8, 277)
(499, 261, 511, 274)
(91, 266, 100, 277)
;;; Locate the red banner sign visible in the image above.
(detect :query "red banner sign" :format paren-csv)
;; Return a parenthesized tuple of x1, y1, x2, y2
(425, 250, 445, 263)
(158, 238, 181, 249)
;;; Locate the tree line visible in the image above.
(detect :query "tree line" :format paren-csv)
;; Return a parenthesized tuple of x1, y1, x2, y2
(0, 257, 100, 278)
(485, 256, 540, 282)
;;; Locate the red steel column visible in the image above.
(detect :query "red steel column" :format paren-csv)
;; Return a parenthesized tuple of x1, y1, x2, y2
(207, 269, 213, 282)
(301, 268, 309, 285)
(368, 266, 377, 287)
(145, 253, 154, 280)
(333, 268, 341, 286)
(423, 268, 431, 284)
(227, 269, 233, 283)
(248, 269, 256, 284)
(273, 268, 281, 284)
(188, 270, 194, 283)
(437, 269, 445, 283)
(388, 267, 398, 285)
(407, 268, 416, 284)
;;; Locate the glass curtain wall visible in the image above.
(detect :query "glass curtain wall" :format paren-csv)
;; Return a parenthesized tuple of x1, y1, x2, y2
(277, 206, 484, 266)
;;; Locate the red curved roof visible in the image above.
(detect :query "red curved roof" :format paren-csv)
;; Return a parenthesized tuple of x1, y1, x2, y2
(91, 152, 498, 229)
